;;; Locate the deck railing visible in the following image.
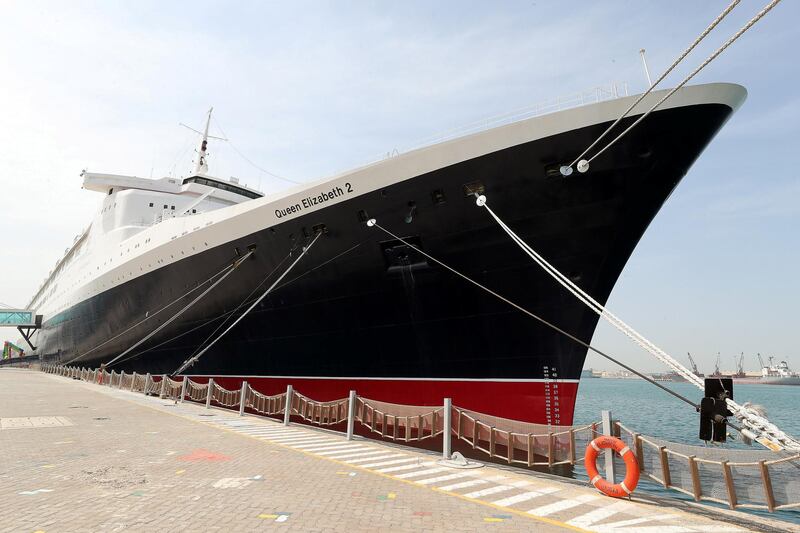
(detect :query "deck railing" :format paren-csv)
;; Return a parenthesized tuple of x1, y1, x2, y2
(40, 363, 800, 513)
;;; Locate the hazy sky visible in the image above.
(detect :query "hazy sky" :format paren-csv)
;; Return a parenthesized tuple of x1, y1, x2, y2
(1, 1, 797, 374)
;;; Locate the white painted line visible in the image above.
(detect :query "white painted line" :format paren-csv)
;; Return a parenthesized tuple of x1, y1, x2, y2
(359, 458, 419, 468)
(526, 494, 598, 517)
(292, 441, 349, 449)
(416, 472, 474, 485)
(394, 467, 452, 479)
(463, 485, 517, 499)
(593, 514, 678, 529)
(491, 487, 559, 507)
(248, 430, 302, 437)
(376, 463, 429, 474)
(342, 453, 405, 463)
(269, 436, 335, 445)
(300, 443, 359, 452)
(566, 501, 628, 528)
(437, 479, 488, 491)
(315, 446, 373, 456)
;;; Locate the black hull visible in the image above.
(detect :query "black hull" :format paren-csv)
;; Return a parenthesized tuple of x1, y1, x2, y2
(35, 102, 734, 421)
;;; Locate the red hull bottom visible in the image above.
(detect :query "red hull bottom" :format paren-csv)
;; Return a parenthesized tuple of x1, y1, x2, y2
(189, 375, 579, 426)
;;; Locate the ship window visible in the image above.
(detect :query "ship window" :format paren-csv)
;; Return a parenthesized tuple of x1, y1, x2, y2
(182, 176, 262, 200)
(108, 188, 114, 195)
(149, 202, 153, 207)
(163, 204, 168, 209)
(192, 209, 196, 213)
(171, 206, 175, 210)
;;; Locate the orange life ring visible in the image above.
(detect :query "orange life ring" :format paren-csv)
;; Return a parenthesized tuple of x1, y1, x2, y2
(584, 436, 639, 498)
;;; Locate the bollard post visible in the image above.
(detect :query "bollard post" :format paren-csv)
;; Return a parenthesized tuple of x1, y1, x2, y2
(145, 373, 151, 395)
(160, 374, 167, 398)
(443, 398, 452, 460)
(206, 378, 214, 409)
(346, 390, 357, 441)
(179, 377, 187, 403)
(130, 372, 137, 392)
(283, 385, 293, 426)
(239, 381, 248, 416)
(601, 409, 616, 484)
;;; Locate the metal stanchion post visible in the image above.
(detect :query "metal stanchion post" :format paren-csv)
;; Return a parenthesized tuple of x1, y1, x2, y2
(443, 398, 452, 460)
(144, 373, 151, 395)
(130, 372, 137, 392)
(206, 378, 214, 409)
(179, 377, 187, 403)
(283, 385, 293, 426)
(346, 390, 357, 441)
(160, 374, 167, 398)
(239, 381, 248, 416)
(602, 409, 616, 484)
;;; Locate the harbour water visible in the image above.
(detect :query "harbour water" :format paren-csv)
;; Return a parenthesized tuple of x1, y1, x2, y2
(574, 377, 800, 445)
(573, 377, 800, 525)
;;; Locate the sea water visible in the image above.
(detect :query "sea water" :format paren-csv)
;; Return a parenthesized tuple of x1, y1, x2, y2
(574, 378, 800, 444)
(572, 378, 800, 524)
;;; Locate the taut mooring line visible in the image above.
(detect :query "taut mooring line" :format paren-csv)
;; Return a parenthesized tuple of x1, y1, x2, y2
(104, 250, 253, 368)
(173, 231, 324, 375)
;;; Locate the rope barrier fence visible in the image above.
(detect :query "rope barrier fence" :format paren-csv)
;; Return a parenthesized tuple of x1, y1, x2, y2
(39, 363, 800, 513)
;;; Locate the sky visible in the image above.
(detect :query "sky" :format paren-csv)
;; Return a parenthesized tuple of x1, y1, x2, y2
(0, 1, 797, 374)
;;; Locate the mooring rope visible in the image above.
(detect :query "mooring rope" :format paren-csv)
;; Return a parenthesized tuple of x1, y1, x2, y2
(364, 218, 699, 409)
(62, 258, 240, 365)
(173, 231, 324, 375)
(564, 0, 741, 174)
(565, 0, 781, 175)
(105, 250, 253, 368)
(476, 195, 800, 452)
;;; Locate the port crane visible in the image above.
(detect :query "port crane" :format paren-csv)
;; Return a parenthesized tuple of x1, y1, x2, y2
(733, 352, 745, 378)
(711, 352, 722, 377)
(687, 352, 703, 377)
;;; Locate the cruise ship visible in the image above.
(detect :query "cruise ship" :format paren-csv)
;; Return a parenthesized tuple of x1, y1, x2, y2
(22, 82, 746, 425)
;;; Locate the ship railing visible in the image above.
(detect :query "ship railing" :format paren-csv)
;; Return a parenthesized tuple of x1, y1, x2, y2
(44, 364, 800, 514)
(349, 81, 629, 172)
(355, 396, 444, 442)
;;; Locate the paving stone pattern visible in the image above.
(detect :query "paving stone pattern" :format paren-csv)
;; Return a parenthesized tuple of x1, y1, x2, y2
(0, 370, 792, 532)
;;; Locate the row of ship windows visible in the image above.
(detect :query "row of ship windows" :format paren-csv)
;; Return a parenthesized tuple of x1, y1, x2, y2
(147, 202, 197, 214)
(48, 222, 215, 314)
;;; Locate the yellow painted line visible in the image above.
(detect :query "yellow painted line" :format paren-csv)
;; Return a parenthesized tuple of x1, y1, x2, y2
(56, 376, 591, 532)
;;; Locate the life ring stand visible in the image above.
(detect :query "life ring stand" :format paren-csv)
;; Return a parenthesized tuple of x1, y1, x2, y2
(584, 436, 640, 498)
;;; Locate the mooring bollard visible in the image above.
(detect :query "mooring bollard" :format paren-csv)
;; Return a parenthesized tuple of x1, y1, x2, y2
(239, 381, 248, 416)
(283, 385, 293, 426)
(206, 378, 214, 409)
(443, 398, 452, 460)
(179, 377, 187, 403)
(346, 390, 357, 441)
(601, 409, 616, 484)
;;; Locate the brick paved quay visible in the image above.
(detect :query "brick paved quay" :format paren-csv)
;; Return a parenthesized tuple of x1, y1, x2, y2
(1, 369, 796, 533)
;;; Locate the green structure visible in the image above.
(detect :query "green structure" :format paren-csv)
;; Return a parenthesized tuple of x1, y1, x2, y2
(2, 341, 25, 359)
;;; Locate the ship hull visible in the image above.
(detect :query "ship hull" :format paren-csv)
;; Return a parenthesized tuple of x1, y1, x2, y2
(32, 90, 742, 425)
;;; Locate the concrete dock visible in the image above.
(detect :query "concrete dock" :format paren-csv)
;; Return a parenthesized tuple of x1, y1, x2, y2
(1, 369, 795, 532)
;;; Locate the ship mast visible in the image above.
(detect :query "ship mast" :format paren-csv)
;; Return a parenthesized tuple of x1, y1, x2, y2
(195, 107, 213, 175)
